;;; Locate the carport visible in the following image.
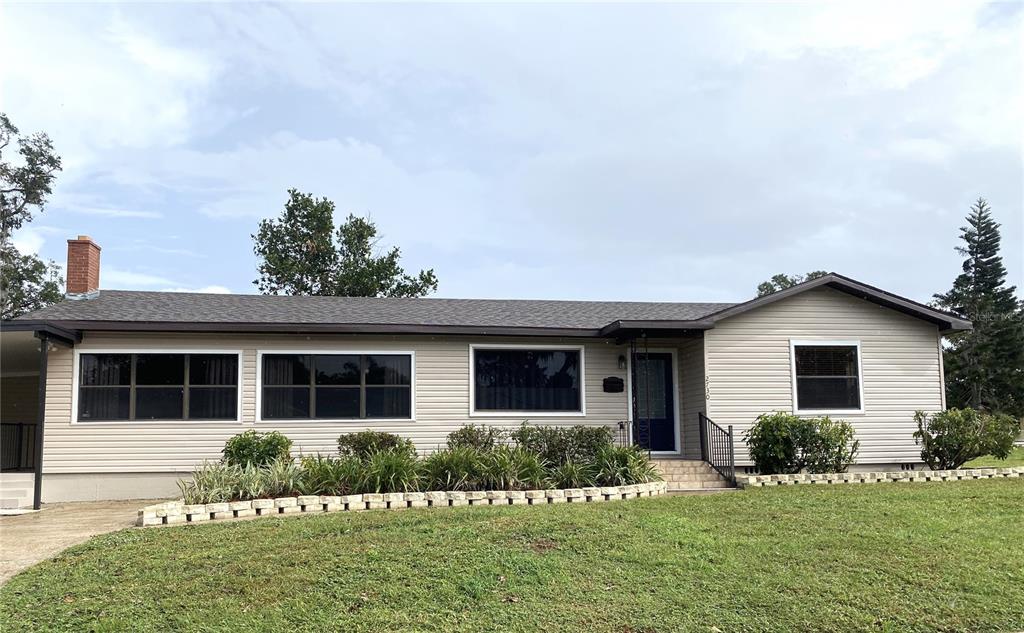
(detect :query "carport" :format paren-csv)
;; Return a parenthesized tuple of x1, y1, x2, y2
(0, 324, 78, 509)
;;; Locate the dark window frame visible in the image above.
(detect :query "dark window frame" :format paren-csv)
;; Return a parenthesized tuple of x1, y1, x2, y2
(470, 345, 585, 416)
(791, 341, 863, 413)
(259, 353, 413, 421)
(76, 352, 240, 422)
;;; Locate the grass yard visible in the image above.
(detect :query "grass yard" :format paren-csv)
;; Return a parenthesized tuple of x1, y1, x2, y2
(965, 446, 1024, 468)
(1, 480, 1022, 633)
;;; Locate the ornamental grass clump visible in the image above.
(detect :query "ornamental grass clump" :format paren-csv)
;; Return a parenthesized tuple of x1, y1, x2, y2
(299, 454, 363, 496)
(178, 461, 239, 504)
(481, 446, 548, 490)
(594, 446, 660, 486)
(548, 460, 597, 488)
(421, 447, 485, 491)
(361, 449, 423, 493)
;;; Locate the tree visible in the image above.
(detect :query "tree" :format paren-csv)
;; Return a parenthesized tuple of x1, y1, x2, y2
(0, 113, 64, 319)
(756, 270, 829, 297)
(253, 189, 438, 298)
(934, 198, 1024, 417)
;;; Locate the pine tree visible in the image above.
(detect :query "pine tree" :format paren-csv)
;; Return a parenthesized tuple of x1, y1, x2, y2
(934, 198, 1024, 417)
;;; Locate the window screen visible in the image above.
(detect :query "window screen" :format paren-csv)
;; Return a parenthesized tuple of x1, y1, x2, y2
(473, 348, 581, 412)
(261, 354, 412, 420)
(794, 344, 860, 410)
(78, 353, 238, 421)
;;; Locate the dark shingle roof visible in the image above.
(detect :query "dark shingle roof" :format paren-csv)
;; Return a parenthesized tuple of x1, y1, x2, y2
(14, 290, 734, 332)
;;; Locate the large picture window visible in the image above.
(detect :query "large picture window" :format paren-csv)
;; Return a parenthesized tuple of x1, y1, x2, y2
(78, 353, 239, 421)
(472, 347, 583, 414)
(792, 342, 862, 412)
(261, 353, 412, 420)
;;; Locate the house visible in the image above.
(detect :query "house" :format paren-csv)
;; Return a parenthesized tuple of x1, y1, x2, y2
(0, 236, 971, 508)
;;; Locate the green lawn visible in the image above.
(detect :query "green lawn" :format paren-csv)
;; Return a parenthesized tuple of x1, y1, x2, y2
(2, 481, 1022, 633)
(965, 446, 1024, 468)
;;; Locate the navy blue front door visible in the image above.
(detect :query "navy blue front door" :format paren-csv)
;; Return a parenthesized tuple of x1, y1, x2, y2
(634, 352, 675, 452)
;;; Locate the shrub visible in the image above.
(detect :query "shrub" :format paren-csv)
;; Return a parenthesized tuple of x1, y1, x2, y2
(338, 430, 416, 461)
(745, 412, 860, 474)
(481, 447, 548, 490)
(509, 424, 614, 466)
(594, 445, 660, 486)
(802, 416, 860, 473)
(547, 460, 596, 489)
(422, 447, 485, 491)
(744, 412, 804, 474)
(447, 424, 506, 451)
(222, 430, 292, 467)
(299, 454, 363, 495)
(360, 450, 422, 493)
(913, 408, 1019, 470)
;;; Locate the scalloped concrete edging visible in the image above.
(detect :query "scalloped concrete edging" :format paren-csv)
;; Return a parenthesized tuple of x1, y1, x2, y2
(137, 481, 669, 527)
(737, 466, 1024, 488)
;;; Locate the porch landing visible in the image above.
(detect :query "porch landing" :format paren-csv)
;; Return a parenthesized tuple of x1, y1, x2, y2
(651, 458, 733, 491)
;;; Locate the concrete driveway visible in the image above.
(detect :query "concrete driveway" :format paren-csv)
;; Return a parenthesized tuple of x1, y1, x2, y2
(0, 499, 162, 585)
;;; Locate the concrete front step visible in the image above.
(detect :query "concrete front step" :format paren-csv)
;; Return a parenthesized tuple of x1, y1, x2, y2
(653, 459, 733, 489)
(0, 473, 35, 509)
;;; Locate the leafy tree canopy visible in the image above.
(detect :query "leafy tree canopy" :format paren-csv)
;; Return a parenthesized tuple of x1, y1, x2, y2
(0, 112, 63, 319)
(756, 270, 829, 297)
(934, 198, 1024, 417)
(253, 189, 438, 298)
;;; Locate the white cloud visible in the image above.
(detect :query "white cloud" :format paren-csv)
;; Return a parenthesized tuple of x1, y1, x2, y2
(102, 267, 177, 288)
(61, 205, 163, 219)
(159, 285, 232, 294)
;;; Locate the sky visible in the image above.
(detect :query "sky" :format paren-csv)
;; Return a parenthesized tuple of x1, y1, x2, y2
(1, 1, 1021, 303)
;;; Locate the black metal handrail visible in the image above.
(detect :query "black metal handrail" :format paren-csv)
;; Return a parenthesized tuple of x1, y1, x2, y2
(1, 422, 37, 472)
(698, 412, 735, 484)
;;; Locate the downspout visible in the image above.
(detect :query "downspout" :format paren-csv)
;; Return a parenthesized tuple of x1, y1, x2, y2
(32, 333, 49, 510)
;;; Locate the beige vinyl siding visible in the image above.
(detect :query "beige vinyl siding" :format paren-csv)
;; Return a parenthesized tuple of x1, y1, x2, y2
(704, 287, 944, 465)
(678, 335, 706, 460)
(42, 334, 629, 474)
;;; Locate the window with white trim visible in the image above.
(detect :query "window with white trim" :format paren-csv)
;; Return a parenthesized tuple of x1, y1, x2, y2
(261, 354, 412, 420)
(78, 353, 238, 421)
(793, 343, 861, 411)
(472, 347, 581, 413)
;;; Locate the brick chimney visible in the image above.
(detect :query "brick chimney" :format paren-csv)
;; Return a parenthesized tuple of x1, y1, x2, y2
(66, 235, 101, 296)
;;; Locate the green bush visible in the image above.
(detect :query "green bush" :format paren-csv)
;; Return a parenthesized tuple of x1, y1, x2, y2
(422, 447, 485, 491)
(745, 412, 860, 474)
(338, 431, 416, 461)
(447, 424, 506, 451)
(299, 454, 363, 495)
(360, 450, 423, 493)
(509, 424, 614, 466)
(548, 460, 596, 488)
(913, 408, 1020, 470)
(481, 446, 548, 490)
(222, 430, 292, 467)
(594, 446, 661, 486)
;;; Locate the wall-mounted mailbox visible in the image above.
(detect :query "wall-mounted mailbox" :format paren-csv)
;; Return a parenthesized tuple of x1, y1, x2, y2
(603, 376, 625, 393)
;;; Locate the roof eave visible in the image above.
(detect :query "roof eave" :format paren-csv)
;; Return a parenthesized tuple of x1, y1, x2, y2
(14, 320, 608, 339)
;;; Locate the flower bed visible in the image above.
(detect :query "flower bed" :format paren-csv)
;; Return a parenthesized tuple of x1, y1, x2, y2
(137, 481, 669, 527)
(737, 466, 1023, 488)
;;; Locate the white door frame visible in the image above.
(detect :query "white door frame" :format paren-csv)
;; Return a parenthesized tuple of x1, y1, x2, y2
(626, 347, 681, 455)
